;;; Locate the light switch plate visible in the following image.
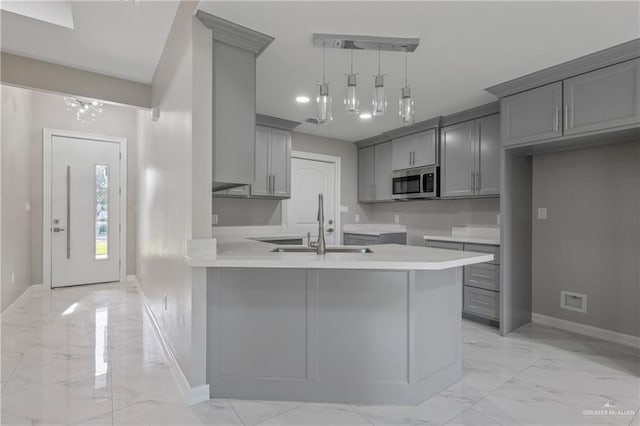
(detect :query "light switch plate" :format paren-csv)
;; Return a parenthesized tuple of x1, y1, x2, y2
(354, 214, 360, 223)
(212, 214, 219, 225)
(394, 214, 400, 224)
(537, 208, 547, 220)
(340, 205, 349, 213)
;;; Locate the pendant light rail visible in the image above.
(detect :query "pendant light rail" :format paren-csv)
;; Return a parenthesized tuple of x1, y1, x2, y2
(313, 33, 419, 52)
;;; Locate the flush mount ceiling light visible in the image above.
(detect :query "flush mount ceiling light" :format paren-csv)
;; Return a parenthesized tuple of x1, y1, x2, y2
(312, 33, 419, 123)
(316, 41, 332, 124)
(296, 96, 310, 103)
(64, 96, 103, 122)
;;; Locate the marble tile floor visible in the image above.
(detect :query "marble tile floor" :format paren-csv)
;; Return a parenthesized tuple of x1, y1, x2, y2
(1, 281, 638, 425)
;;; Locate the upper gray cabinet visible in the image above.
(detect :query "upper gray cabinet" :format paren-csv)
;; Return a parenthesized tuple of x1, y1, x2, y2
(441, 114, 500, 198)
(196, 11, 274, 191)
(564, 59, 640, 135)
(392, 129, 436, 170)
(501, 82, 563, 147)
(496, 55, 640, 148)
(358, 142, 393, 203)
(251, 125, 292, 199)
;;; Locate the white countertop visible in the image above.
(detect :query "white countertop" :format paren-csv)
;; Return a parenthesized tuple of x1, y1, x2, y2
(343, 223, 407, 236)
(186, 237, 493, 271)
(423, 225, 500, 246)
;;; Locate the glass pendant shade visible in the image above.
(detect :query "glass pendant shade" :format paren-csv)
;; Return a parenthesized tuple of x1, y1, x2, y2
(344, 74, 359, 114)
(372, 74, 387, 116)
(399, 86, 414, 124)
(317, 82, 332, 123)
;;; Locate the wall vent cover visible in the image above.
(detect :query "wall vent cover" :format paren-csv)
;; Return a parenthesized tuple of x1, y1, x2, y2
(560, 291, 587, 313)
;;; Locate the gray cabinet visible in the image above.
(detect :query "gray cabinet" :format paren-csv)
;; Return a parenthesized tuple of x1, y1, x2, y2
(424, 239, 501, 325)
(358, 142, 393, 203)
(475, 114, 500, 196)
(358, 146, 375, 202)
(251, 125, 291, 199)
(441, 114, 500, 198)
(501, 82, 563, 147)
(564, 59, 640, 136)
(501, 59, 640, 147)
(344, 232, 407, 245)
(392, 129, 437, 171)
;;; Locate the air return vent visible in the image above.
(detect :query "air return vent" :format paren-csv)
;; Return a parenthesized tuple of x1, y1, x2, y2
(560, 291, 587, 313)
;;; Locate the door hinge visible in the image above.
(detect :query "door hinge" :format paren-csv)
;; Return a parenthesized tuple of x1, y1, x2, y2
(119, 152, 122, 160)
(119, 187, 121, 195)
(119, 224, 121, 231)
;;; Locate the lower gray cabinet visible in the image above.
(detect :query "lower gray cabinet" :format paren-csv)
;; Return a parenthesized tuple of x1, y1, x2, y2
(424, 239, 500, 325)
(344, 232, 407, 246)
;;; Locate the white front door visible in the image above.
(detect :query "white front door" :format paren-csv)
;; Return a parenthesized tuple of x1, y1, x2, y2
(50, 136, 121, 287)
(285, 156, 338, 245)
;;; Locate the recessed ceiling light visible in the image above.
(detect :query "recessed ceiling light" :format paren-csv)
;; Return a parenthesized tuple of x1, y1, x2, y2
(359, 112, 372, 119)
(296, 96, 310, 104)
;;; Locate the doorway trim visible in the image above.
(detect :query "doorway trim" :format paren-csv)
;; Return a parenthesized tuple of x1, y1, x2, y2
(42, 128, 127, 289)
(282, 150, 342, 244)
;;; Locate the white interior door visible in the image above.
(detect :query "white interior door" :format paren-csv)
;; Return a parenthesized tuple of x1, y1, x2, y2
(50, 136, 121, 287)
(286, 156, 338, 245)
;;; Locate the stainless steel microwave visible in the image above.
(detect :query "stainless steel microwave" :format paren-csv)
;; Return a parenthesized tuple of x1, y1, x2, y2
(392, 165, 439, 200)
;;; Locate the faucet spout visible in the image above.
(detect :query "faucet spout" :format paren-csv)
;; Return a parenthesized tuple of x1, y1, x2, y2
(316, 193, 326, 254)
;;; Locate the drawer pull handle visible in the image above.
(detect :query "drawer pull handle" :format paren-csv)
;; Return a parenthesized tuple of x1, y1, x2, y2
(471, 299, 493, 307)
(470, 274, 493, 280)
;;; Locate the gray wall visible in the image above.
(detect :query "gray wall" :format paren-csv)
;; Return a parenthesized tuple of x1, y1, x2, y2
(212, 132, 372, 228)
(30, 90, 139, 283)
(532, 140, 640, 337)
(367, 198, 500, 246)
(136, 3, 209, 387)
(1, 86, 33, 311)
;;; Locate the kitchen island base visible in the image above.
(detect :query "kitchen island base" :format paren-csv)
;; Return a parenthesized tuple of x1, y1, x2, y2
(206, 267, 462, 405)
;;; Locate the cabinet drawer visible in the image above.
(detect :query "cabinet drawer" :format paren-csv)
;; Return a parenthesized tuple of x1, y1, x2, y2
(344, 233, 380, 246)
(463, 286, 499, 320)
(463, 243, 500, 264)
(464, 263, 499, 291)
(424, 240, 463, 251)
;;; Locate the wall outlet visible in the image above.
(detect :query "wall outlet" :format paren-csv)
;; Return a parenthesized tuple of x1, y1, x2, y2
(163, 294, 168, 311)
(10, 273, 15, 285)
(340, 205, 349, 213)
(354, 214, 360, 223)
(537, 207, 547, 220)
(560, 291, 587, 313)
(212, 214, 219, 225)
(394, 214, 400, 224)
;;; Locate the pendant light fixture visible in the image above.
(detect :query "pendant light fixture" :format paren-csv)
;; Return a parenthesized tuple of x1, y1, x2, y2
(317, 41, 332, 124)
(344, 50, 359, 114)
(399, 49, 415, 124)
(372, 45, 387, 116)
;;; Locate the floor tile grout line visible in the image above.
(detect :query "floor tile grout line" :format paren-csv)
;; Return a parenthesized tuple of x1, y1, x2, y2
(251, 401, 309, 426)
(226, 398, 247, 425)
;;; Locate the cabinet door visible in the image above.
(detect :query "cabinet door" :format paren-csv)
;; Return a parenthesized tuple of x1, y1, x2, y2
(358, 146, 375, 202)
(391, 135, 413, 170)
(564, 59, 640, 136)
(270, 128, 291, 198)
(501, 82, 563, 146)
(412, 129, 437, 168)
(441, 121, 475, 198)
(476, 114, 500, 196)
(374, 142, 393, 201)
(250, 125, 271, 197)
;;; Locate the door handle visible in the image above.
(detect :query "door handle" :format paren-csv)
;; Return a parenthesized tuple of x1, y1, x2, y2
(326, 228, 334, 233)
(53, 227, 65, 232)
(471, 172, 475, 192)
(564, 104, 569, 130)
(476, 172, 481, 191)
(553, 107, 560, 132)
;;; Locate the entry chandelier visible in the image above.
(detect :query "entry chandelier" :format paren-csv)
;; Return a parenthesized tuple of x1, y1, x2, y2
(64, 96, 103, 122)
(312, 33, 419, 125)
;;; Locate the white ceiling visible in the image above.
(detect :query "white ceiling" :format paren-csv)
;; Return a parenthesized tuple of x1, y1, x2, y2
(198, 1, 640, 142)
(0, 0, 179, 83)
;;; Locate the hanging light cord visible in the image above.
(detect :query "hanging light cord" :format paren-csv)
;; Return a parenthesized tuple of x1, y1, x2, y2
(350, 50, 354, 74)
(377, 45, 381, 75)
(404, 50, 408, 86)
(322, 41, 326, 83)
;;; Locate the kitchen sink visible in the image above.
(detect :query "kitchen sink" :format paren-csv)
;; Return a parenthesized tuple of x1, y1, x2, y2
(270, 247, 373, 254)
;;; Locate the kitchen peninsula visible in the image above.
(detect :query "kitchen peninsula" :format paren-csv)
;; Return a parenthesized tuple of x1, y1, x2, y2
(186, 237, 492, 405)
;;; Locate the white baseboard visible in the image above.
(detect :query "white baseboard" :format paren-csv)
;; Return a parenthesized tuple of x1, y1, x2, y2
(532, 312, 640, 349)
(131, 275, 210, 406)
(1, 284, 42, 318)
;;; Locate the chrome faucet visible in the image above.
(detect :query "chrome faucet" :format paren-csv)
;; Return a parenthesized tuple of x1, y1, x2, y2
(308, 193, 326, 254)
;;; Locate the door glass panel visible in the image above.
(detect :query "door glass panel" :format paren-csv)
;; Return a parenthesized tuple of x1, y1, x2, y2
(95, 165, 109, 260)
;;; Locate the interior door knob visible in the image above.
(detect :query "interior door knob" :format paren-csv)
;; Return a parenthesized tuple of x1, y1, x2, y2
(53, 227, 65, 232)
(326, 228, 334, 233)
